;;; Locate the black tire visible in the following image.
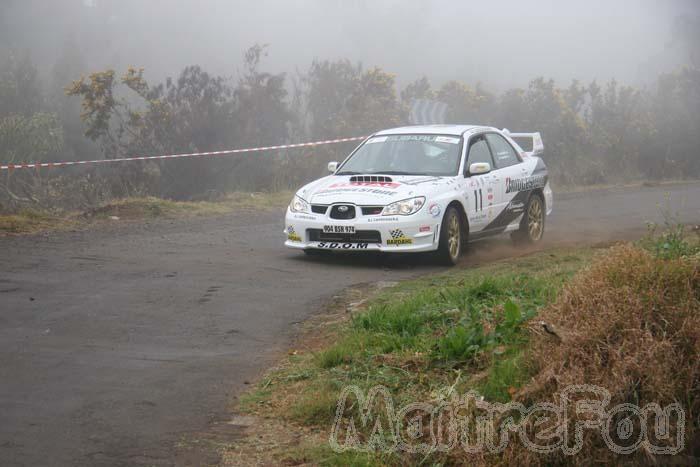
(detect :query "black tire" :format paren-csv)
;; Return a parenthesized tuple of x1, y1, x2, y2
(435, 206, 463, 266)
(511, 194, 545, 245)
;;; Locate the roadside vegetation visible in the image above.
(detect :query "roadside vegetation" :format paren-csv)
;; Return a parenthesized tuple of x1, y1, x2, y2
(2, 26, 700, 215)
(0, 191, 290, 235)
(226, 223, 700, 465)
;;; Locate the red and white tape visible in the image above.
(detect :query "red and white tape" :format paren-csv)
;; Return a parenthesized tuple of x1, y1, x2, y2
(0, 136, 367, 171)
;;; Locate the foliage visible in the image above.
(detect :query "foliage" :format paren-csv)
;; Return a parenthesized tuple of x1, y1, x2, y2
(2, 44, 700, 212)
(0, 51, 43, 117)
(234, 247, 594, 465)
(502, 244, 700, 465)
(642, 198, 700, 259)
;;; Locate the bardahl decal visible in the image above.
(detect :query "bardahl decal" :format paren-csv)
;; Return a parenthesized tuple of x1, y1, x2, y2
(387, 238, 412, 245)
(387, 229, 413, 245)
(287, 226, 302, 242)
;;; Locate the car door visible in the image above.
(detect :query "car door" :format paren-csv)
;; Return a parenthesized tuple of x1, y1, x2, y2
(483, 132, 526, 231)
(463, 134, 500, 233)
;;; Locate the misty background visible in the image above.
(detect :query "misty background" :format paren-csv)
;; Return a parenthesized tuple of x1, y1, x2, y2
(0, 0, 699, 209)
(2, 0, 697, 88)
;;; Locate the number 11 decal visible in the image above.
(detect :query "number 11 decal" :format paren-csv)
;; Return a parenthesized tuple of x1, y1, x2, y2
(473, 189, 483, 211)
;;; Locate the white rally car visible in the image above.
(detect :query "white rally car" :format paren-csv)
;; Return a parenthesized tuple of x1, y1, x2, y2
(284, 125, 553, 265)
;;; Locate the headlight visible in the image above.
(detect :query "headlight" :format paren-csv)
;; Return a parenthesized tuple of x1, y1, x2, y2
(382, 196, 425, 216)
(289, 195, 310, 213)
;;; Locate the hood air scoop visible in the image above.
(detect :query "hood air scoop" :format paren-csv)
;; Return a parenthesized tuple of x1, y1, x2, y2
(349, 175, 393, 183)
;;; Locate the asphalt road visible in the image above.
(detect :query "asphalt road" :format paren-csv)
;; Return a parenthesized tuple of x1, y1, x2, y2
(1, 182, 698, 466)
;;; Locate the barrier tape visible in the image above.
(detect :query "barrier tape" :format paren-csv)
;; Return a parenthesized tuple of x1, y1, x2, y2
(0, 136, 367, 171)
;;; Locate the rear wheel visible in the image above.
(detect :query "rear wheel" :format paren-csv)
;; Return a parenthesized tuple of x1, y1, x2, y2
(436, 206, 462, 266)
(512, 194, 545, 244)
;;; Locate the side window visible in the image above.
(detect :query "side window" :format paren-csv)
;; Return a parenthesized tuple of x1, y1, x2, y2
(485, 133, 520, 168)
(466, 136, 494, 171)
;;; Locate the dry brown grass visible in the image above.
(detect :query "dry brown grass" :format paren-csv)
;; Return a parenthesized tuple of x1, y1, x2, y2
(0, 209, 76, 235)
(495, 244, 700, 465)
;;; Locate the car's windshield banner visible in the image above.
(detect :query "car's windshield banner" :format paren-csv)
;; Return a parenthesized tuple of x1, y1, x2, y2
(366, 135, 460, 145)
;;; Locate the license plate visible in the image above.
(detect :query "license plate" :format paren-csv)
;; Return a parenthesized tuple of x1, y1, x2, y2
(323, 225, 355, 234)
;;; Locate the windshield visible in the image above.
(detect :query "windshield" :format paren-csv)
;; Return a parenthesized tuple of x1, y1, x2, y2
(337, 134, 463, 176)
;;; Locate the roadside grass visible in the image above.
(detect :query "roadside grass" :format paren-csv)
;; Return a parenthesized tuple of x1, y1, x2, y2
(85, 192, 293, 220)
(229, 224, 699, 465)
(0, 208, 76, 234)
(231, 246, 596, 464)
(0, 191, 291, 235)
(500, 231, 699, 465)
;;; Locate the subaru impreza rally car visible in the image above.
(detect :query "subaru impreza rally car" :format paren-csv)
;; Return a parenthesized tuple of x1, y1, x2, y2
(284, 125, 553, 265)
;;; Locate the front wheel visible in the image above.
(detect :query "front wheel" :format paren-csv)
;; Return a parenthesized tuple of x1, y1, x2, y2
(512, 194, 545, 244)
(436, 206, 462, 266)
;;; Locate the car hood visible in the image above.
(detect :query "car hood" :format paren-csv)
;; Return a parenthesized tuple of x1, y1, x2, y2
(298, 175, 456, 206)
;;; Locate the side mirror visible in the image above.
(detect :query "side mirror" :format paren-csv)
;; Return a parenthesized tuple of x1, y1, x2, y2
(468, 162, 491, 175)
(328, 161, 338, 173)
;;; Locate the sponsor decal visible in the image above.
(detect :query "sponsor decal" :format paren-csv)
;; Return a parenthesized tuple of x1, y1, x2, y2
(367, 216, 398, 223)
(473, 188, 484, 212)
(401, 177, 442, 186)
(434, 136, 461, 145)
(505, 175, 547, 194)
(317, 242, 369, 250)
(387, 229, 413, 245)
(386, 135, 440, 143)
(287, 225, 302, 242)
(419, 225, 431, 232)
(428, 203, 441, 217)
(470, 212, 487, 222)
(293, 214, 316, 221)
(366, 136, 388, 144)
(314, 186, 398, 197)
(507, 201, 525, 214)
(329, 182, 400, 189)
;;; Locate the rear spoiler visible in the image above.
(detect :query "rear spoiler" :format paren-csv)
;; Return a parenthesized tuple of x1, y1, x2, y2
(502, 129, 544, 157)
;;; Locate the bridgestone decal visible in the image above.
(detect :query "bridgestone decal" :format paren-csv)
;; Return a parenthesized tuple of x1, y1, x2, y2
(506, 175, 547, 194)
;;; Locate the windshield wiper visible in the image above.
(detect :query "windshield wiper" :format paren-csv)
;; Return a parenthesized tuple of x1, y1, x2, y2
(335, 171, 362, 175)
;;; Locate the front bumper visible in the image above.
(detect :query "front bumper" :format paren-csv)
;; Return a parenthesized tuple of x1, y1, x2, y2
(284, 207, 441, 253)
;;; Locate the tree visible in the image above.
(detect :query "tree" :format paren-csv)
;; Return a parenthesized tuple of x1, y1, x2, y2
(0, 51, 43, 117)
(436, 80, 495, 124)
(647, 67, 700, 178)
(67, 66, 237, 198)
(229, 44, 293, 190)
(400, 76, 434, 103)
(346, 67, 402, 135)
(304, 59, 363, 140)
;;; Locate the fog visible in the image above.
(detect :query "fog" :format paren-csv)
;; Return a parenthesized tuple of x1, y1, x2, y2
(1, 0, 697, 89)
(1, 0, 699, 205)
